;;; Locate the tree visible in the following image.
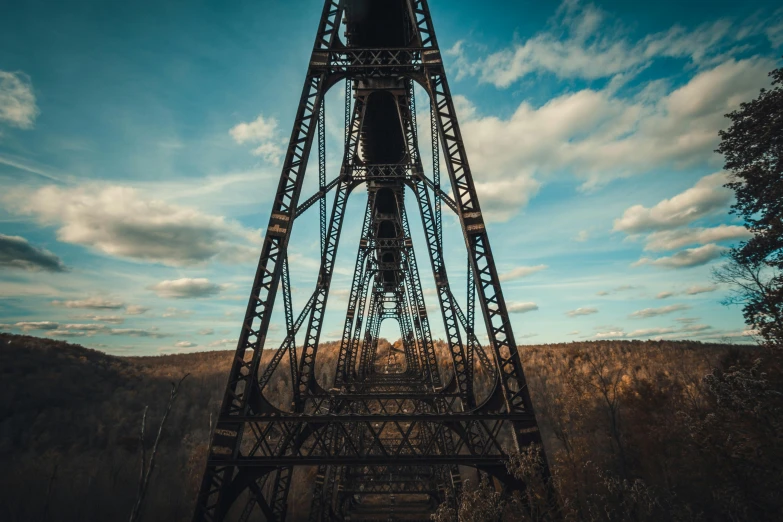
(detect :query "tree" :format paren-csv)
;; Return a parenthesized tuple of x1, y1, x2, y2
(128, 374, 189, 522)
(715, 60, 783, 346)
(430, 479, 505, 522)
(713, 250, 783, 345)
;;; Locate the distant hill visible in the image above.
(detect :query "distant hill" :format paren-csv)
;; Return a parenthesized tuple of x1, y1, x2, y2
(2, 333, 775, 522)
(0, 333, 232, 522)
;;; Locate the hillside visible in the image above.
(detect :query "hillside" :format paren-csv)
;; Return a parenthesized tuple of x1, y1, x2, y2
(0, 333, 779, 521)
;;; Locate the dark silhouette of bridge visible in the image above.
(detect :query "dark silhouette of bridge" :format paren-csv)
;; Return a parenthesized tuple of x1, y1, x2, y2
(193, 1, 550, 520)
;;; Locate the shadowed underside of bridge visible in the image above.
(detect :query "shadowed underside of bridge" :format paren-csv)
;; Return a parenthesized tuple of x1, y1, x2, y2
(192, 1, 551, 520)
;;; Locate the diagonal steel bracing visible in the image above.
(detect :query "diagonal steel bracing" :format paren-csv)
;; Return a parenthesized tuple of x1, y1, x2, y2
(192, 1, 553, 520)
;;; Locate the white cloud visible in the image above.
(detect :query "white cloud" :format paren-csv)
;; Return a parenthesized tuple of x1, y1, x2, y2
(10, 321, 164, 339)
(697, 327, 758, 340)
(0, 234, 66, 272)
(446, 58, 771, 218)
(449, 1, 771, 87)
(614, 173, 732, 233)
(61, 324, 108, 331)
(46, 329, 87, 337)
(499, 264, 548, 281)
(79, 315, 125, 324)
(0, 70, 38, 129)
(174, 341, 197, 348)
(450, 41, 775, 220)
(507, 302, 539, 314)
(52, 297, 125, 309)
(4, 185, 261, 267)
(566, 307, 598, 317)
(573, 230, 590, 242)
(125, 305, 150, 315)
(15, 321, 59, 331)
(162, 307, 194, 318)
(108, 328, 166, 338)
(208, 338, 237, 348)
(633, 244, 726, 269)
(229, 114, 284, 164)
(472, 177, 541, 222)
(4, 322, 115, 338)
(615, 172, 747, 272)
(150, 278, 224, 299)
(198, 328, 214, 335)
(597, 285, 637, 296)
(686, 284, 718, 295)
(230, 114, 277, 143)
(679, 324, 712, 334)
(630, 303, 690, 319)
(595, 330, 627, 339)
(627, 327, 676, 337)
(675, 317, 699, 324)
(595, 322, 714, 340)
(656, 291, 674, 299)
(644, 225, 751, 251)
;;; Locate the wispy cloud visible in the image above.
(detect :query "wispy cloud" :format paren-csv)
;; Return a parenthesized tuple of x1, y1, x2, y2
(507, 302, 539, 314)
(686, 284, 718, 295)
(595, 322, 713, 339)
(4, 321, 166, 340)
(52, 297, 125, 310)
(108, 328, 167, 338)
(573, 230, 590, 242)
(230, 113, 284, 164)
(0, 70, 38, 129)
(597, 285, 637, 296)
(614, 173, 732, 234)
(630, 303, 690, 319)
(0, 154, 68, 184)
(614, 172, 743, 270)
(162, 307, 194, 318)
(46, 329, 87, 337)
(566, 307, 598, 317)
(766, 12, 783, 47)
(150, 278, 225, 299)
(656, 284, 718, 298)
(15, 321, 59, 331)
(633, 244, 726, 269)
(448, 1, 773, 87)
(125, 305, 150, 315)
(78, 315, 125, 324)
(499, 264, 548, 281)
(644, 225, 750, 252)
(208, 339, 237, 348)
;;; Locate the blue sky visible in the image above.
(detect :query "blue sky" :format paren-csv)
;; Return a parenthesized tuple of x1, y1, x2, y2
(1, 0, 781, 355)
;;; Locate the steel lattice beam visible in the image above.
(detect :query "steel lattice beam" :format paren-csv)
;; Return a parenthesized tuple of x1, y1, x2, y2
(192, 1, 552, 520)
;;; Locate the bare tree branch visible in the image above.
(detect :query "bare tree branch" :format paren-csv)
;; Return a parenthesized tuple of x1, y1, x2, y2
(129, 373, 190, 522)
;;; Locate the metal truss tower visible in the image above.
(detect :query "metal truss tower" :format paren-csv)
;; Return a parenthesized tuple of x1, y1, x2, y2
(193, 1, 550, 520)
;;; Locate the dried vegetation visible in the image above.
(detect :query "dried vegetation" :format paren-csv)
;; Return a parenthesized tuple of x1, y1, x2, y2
(1, 334, 779, 521)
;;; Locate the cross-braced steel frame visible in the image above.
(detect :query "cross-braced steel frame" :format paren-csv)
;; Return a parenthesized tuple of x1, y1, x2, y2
(193, 1, 551, 520)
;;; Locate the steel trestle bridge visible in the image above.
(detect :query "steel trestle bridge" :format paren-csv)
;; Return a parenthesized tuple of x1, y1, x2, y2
(193, 1, 550, 520)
